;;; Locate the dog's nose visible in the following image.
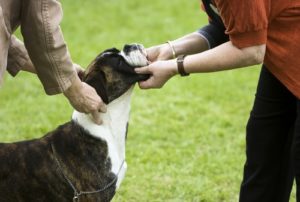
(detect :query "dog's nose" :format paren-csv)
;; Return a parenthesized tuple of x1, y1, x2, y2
(123, 44, 139, 54)
(123, 44, 132, 53)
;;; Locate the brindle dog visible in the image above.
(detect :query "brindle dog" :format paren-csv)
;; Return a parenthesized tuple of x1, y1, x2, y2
(0, 45, 149, 202)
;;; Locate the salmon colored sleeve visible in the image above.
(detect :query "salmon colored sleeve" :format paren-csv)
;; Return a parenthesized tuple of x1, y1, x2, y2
(214, 0, 269, 48)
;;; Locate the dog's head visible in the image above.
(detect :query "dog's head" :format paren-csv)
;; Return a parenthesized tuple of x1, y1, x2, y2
(82, 44, 150, 104)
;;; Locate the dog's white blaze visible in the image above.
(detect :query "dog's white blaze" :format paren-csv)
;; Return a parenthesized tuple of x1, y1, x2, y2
(72, 86, 134, 189)
(120, 49, 148, 67)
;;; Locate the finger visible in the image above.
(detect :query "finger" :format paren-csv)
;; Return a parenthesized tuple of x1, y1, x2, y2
(138, 79, 153, 89)
(91, 111, 102, 125)
(135, 66, 152, 74)
(95, 97, 107, 113)
(145, 48, 153, 61)
(74, 64, 85, 80)
(98, 103, 107, 113)
(90, 93, 107, 113)
(77, 70, 85, 81)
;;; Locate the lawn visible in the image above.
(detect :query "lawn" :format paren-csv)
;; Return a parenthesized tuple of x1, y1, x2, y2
(0, 0, 296, 201)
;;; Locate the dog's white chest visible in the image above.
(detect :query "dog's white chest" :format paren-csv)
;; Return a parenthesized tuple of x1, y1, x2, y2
(72, 87, 134, 188)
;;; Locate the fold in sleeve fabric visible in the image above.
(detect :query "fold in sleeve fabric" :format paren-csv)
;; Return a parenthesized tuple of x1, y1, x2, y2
(0, 5, 10, 85)
(7, 35, 30, 77)
(214, 0, 269, 48)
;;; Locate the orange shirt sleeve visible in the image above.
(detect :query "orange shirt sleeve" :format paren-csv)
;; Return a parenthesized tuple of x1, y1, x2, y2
(214, 0, 269, 48)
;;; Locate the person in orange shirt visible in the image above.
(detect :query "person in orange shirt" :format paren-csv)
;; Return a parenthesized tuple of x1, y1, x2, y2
(136, 0, 300, 201)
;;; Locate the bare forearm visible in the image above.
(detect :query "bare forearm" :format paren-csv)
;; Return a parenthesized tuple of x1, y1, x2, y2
(147, 32, 209, 61)
(184, 41, 266, 73)
(171, 32, 209, 56)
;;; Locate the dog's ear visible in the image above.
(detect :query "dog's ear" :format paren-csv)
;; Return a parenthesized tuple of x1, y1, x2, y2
(101, 54, 150, 82)
(111, 55, 136, 74)
(94, 48, 121, 65)
(83, 67, 109, 104)
(94, 50, 136, 75)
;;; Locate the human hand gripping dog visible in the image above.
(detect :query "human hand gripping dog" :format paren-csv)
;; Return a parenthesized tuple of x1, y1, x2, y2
(16, 52, 106, 125)
(16, 56, 106, 125)
(64, 43, 149, 125)
(134, 42, 178, 89)
(135, 59, 177, 89)
(134, 33, 210, 89)
(63, 76, 107, 125)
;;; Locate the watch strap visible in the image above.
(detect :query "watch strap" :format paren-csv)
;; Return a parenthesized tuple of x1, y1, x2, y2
(177, 55, 189, 77)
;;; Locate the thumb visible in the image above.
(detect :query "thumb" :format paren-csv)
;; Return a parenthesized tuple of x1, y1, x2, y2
(135, 66, 152, 74)
(91, 111, 102, 125)
(138, 77, 155, 89)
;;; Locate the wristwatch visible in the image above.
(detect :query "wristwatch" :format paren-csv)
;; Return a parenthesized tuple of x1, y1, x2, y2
(177, 55, 189, 77)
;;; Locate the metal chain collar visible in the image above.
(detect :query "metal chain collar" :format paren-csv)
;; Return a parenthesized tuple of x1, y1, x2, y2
(51, 143, 125, 202)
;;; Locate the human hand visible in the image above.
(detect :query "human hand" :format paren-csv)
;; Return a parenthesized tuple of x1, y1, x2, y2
(135, 59, 177, 89)
(63, 76, 106, 125)
(146, 43, 175, 62)
(73, 63, 85, 80)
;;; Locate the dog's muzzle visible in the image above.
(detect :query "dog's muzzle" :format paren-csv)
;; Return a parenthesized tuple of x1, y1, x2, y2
(120, 44, 149, 67)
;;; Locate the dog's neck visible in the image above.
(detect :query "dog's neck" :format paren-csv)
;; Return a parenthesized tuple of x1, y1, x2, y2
(71, 86, 134, 188)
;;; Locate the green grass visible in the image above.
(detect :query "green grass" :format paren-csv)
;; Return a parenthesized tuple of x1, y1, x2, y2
(0, 0, 296, 201)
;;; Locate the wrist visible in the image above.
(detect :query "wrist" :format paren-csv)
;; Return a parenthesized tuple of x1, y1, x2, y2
(177, 55, 189, 76)
(166, 41, 176, 59)
(63, 75, 82, 98)
(158, 43, 175, 60)
(167, 59, 179, 76)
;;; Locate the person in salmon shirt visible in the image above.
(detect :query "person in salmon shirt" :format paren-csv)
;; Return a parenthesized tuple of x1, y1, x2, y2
(136, 0, 300, 201)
